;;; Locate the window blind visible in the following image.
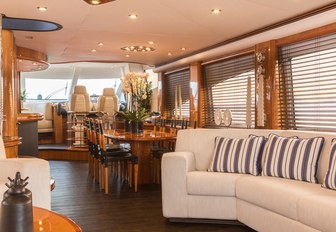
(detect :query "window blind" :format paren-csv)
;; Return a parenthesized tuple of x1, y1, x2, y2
(202, 54, 255, 128)
(278, 33, 336, 132)
(164, 69, 190, 118)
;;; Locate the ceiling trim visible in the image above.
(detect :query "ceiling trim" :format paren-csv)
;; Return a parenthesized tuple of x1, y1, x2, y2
(156, 2, 336, 68)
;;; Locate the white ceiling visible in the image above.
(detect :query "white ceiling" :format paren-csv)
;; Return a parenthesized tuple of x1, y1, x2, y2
(1, 0, 335, 66)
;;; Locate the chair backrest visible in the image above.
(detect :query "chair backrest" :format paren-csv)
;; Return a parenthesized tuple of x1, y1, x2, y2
(97, 88, 119, 115)
(70, 85, 91, 112)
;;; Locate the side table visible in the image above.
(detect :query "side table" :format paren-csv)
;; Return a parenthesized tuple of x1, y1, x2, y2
(33, 207, 82, 232)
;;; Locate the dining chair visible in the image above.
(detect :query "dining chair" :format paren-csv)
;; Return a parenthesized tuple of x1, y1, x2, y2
(152, 119, 197, 183)
(95, 119, 138, 193)
(151, 118, 178, 183)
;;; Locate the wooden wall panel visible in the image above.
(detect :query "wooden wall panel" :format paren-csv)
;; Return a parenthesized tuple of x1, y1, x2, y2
(255, 40, 278, 129)
(189, 63, 201, 127)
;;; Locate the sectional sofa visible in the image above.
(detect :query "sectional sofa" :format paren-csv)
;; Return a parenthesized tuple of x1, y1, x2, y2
(161, 129, 336, 232)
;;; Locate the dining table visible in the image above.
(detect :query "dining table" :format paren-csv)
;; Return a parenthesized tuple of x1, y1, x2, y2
(103, 129, 176, 184)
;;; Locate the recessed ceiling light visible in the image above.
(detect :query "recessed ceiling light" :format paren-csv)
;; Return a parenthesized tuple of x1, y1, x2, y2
(90, 0, 101, 5)
(32, 62, 37, 66)
(37, 6, 48, 11)
(91, 49, 97, 52)
(121, 46, 155, 52)
(148, 41, 155, 45)
(129, 14, 138, 19)
(211, 9, 221, 14)
(181, 47, 186, 51)
(168, 53, 172, 56)
(125, 54, 130, 57)
(98, 42, 104, 46)
(18, 59, 23, 63)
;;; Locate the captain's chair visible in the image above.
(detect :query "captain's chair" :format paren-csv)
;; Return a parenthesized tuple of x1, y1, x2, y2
(70, 85, 91, 112)
(97, 88, 119, 115)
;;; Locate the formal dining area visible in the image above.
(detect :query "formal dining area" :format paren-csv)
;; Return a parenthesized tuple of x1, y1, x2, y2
(1, 1, 336, 232)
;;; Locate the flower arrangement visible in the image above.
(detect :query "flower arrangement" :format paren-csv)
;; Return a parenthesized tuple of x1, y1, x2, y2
(121, 72, 152, 113)
(119, 72, 152, 122)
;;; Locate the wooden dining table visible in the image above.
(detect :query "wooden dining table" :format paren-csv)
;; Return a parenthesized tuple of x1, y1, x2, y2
(104, 129, 176, 184)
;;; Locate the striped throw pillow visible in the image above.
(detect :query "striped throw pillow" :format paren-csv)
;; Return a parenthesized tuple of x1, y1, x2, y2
(322, 141, 336, 190)
(208, 136, 265, 175)
(262, 134, 324, 183)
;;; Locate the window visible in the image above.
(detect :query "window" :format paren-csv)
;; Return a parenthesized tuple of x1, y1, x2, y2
(202, 54, 255, 128)
(278, 33, 336, 132)
(164, 69, 190, 118)
(24, 78, 69, 101)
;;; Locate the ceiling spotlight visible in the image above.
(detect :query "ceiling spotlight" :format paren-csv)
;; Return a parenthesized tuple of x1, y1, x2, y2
(125, 54, 130, 58)
(129, 14, 138, 19)
(211, 9, 221, 14)
(168, 53, 172, 56)
(37, 6, 48, 11)
(121, 46, 155, 52)
(83, 0, 115, 5)
(148, 41, 155, 45)
(91, 0, 101, 4)
(181, 47, 186, 51)
(91, 49, 97, 52)
(98, 42, 104, 46)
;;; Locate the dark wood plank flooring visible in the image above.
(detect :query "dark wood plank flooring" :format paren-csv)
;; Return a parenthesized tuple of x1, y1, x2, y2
(50, 160, 255, 232)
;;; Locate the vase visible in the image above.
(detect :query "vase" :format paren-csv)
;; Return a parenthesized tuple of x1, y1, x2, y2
(124, 120, 132, 132)
(131, 121, 144, 135)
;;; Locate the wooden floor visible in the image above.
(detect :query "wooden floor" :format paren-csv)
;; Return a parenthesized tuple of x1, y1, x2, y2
(50, 160, 255, 232)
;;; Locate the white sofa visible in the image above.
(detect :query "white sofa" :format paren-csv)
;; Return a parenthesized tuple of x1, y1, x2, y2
(0, 138, 51, 209)
(162, 129, 336, 232)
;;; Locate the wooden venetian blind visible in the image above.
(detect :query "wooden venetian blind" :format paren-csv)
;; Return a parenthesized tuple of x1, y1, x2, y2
(202, 54, 255, 128)
(278, 32, 336, 132)
(164, 69, 190, 118)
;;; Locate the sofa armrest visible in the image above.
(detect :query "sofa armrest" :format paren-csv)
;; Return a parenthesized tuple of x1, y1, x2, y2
(161, 151, 196, 218)
(0, 158, 51, 210)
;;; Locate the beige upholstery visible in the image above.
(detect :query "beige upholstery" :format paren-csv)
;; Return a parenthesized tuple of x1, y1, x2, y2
(70, 85, 91, 112)
(0, 137, 51, 209)
(23, 102, 54, 133)
(97, 88, 119, 115)
(162, 128, 336, 232)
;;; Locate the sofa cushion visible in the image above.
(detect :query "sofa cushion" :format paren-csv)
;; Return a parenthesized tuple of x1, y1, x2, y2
(298, 189, 336, 232)
(187, 171, 243, 197)
(236, 175, 323, 220)
(208, 136, 265, 175)
(322, 141, 336, 190)
(262, 134, 324, 183)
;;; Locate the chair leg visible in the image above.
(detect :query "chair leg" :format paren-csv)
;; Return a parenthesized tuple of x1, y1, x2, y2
(88, 155, 91, 177)
(134, 164, 138, 192)
(104, 166, 109, 194)
(128, 161, 132, 187)
(94, 158, 99, 183)
(101, 163, 105, 190)
(156, 159, 160, 184)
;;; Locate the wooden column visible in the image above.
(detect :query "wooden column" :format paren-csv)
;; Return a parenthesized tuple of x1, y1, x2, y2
(2, 30, 19, 157)
(189, 63, 201, 127)
(255, 40, 278, 129)
(157, 72, 165, 117)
